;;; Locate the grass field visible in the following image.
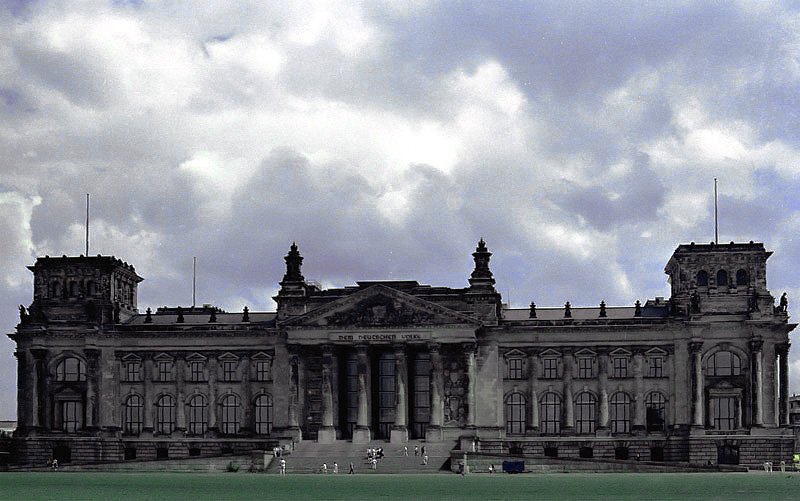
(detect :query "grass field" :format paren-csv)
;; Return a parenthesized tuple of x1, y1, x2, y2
(1, 472, 800, 500)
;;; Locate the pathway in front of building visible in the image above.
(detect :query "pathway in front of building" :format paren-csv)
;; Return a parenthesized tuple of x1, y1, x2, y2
(271, 440, 455, 474)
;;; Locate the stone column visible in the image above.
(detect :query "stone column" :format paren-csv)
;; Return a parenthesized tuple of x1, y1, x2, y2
(427, 343, 444, 442)
(633, 350, 646, 433)
(563, 351, 574, 432)
(240, 354, 252, 434)
(353, 344, 372, 443)
(287, 347, 302, 440)
(142, 353, 154, 434)
(690, 341, 704, 428)
(390, 344, 409, 443)
(207, 354, 218, 434)
(15, 351, 30, 432)
(597, 350, 609, 432)
(31, 349, 49, 430)
(318, 345, 337, 443)
(84, 347, 100, 430)
(175, 355, 186, 432)
(777, 343, 791, 426)
(464, 342, 477, 428)
(528, 351, 539, 432)
(749, 339, 764, 427)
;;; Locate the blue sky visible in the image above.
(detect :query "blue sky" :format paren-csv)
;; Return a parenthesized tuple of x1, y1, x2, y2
(1, 1, 800, 418)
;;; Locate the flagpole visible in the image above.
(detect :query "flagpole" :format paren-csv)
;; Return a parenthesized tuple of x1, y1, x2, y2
(714, 178, 718, 244)
(85, 193, 89, 255)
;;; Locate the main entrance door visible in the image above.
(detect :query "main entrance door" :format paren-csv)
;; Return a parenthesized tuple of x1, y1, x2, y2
(375, 353, 396, 439)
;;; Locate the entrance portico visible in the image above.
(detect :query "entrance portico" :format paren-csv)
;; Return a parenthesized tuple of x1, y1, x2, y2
(280, 283, 482, 443)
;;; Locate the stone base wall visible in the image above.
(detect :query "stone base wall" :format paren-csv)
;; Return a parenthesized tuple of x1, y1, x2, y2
(11, 437, 280, 466)
(475, 435, 795, 466)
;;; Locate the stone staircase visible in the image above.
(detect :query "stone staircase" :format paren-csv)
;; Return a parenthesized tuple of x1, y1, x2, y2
(269, 440, 456, 474)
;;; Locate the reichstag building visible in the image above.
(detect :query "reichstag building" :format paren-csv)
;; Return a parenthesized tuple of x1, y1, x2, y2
(8, 239, 796, 466)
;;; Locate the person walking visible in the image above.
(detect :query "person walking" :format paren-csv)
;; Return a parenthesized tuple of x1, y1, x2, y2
(423, 453, 428, 465)
(349, 462, 355, 474)
(414, 445, 419, 456)
(321, 462, 328, 474)
(279, 458, 286, 476)
(404, 445, 408, 456)
(333, 462, 339, 474)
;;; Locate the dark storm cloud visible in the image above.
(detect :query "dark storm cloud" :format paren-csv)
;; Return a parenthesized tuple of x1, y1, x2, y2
(3, 0, 800, 414)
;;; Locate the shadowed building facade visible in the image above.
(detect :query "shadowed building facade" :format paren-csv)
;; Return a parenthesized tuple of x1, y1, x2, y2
(8, 240, 796, 466)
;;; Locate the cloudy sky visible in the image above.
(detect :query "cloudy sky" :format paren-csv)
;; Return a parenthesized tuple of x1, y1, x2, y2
(2, 0, 800, 418)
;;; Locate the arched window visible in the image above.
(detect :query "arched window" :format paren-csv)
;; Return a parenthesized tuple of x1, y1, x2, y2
(254, 394, 273, 435)
(696, 270, 709, 287)
(68, 281, 78, 297)
(56, 357, 86, 382)
(705, 351, 742, 376)
(124, 395, 143, 435)
(645, 392, 667, 432)
(716, 270, 728, 287)
(220, 394, 240, 435)
(52, 280, 62, 298)
(575, 392, 596, 434)
(505, 392, 526, 435)
(188, 395, 208, 435)
(155, 395, 175, 434)
(540, 392, 561, 434)
(610, 392, 631, 434)
(735, 269, 748, 286)
(86, 280, 97, 296)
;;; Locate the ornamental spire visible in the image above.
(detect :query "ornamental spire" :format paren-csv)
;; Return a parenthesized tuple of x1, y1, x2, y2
(468, 238, 496, 291)
(282, 241, 304, 284)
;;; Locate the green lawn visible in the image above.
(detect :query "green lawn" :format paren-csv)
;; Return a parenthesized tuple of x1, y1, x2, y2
(1, 472, 799, 500)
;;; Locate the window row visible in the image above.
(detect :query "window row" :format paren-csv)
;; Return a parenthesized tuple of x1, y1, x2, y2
(504, 391, 668, 435)
(504, 355, 666, 380)
(122, 357, 272, 383)
(122, 393, 274, 436)
(696, 269, 748, 288)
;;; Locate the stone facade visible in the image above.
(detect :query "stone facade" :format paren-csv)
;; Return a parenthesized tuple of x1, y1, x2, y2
(7, 240, 796, 467)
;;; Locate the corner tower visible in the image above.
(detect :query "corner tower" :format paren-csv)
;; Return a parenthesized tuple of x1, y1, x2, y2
(24, 255, 143, 325)
(664, 241, 776, 318)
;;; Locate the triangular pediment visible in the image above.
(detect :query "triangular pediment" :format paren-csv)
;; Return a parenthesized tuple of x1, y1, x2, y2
(280, 284, 481, 328)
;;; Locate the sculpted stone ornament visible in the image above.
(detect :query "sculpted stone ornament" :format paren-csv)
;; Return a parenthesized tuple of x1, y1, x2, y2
(18, 305, 29, 325)
(564, 301, 572, 318)
(242, 306, 250, 322)
(599, 301, 607, 318)
(779, 292, 788, 313)
(634, 300, 642, 317)
(144, 307, 153, 323)
(442, 360, 466, 426)
(529, 301, 537, 318)
(326, 296, 435, 327)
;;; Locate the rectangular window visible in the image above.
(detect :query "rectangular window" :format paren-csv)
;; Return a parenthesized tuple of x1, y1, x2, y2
(190, 361, 204, 382)
(158, 361, 172, 382)
(126, 361, 141, 382)
(255, 361, 271, 381)
(578, 357, 594, 379)
(711, 396, 736, 430)
(542, 358, 558, 379)
(648, 357, 663, 378)
(507, 358, 523, 380)
(223, 361, 237, 382)
(612, 358, 628, 378)
(62, 401, 80, 433)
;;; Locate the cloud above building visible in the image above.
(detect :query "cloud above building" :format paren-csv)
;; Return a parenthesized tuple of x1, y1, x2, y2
(1, 0, 800, 416)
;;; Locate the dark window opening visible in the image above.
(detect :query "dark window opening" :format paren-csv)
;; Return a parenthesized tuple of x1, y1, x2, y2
(544, 446, 558, 458)
(579, 446, 594, 458)
(53, 445, 71, 463)
(696, 270, 709, 287)
(736, 269, 748, 286)
(189, 447, 201, 457)
(614, 447, 629, 460)
(507, 358, 523, 379)
(124, 447, 137, 460)
(156, 447, 169, 460)
(221, 446, 233, 455)
(505, 392, 526, 434)
(717, 444, 739, 465)
(650, 446, 664, 462)
(717, 270, 728, 287)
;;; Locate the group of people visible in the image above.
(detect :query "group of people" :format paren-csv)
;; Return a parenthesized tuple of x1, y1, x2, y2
(319, 462, 340, 474)
(403, 445, 429, 465)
